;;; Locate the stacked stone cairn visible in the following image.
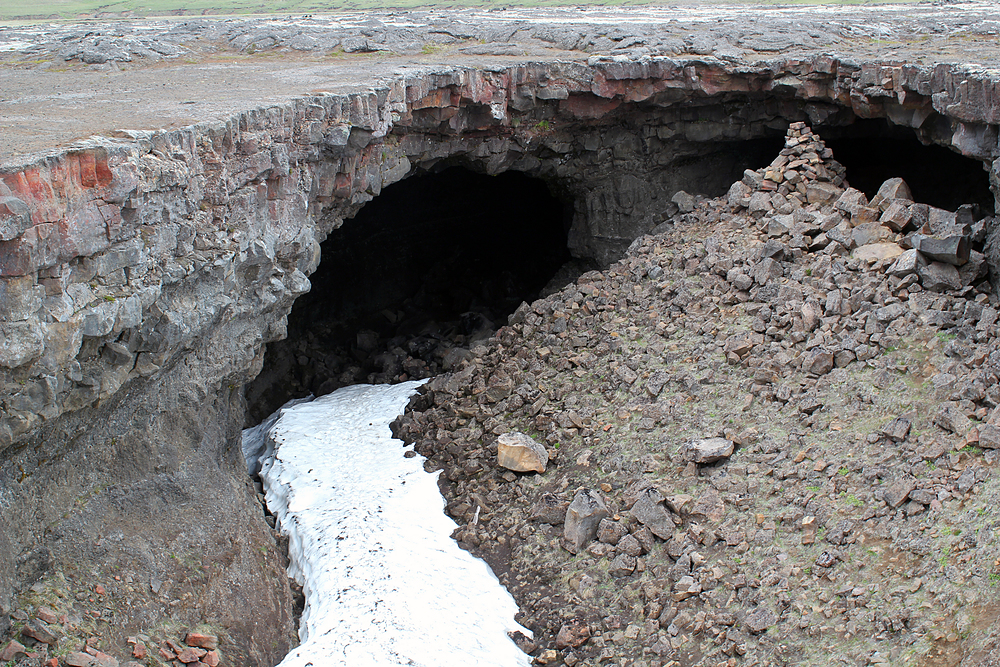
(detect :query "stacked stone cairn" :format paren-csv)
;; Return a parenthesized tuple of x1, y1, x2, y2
(727, 121, 992, 295)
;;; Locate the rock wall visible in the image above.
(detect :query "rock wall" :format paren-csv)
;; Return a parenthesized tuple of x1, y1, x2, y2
(1, 55, 999, 660)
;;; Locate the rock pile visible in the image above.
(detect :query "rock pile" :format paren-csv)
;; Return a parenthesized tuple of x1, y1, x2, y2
(393, 123, 1000, 666)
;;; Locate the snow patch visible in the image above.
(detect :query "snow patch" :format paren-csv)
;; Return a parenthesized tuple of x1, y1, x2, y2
(250, 381, 530, 666)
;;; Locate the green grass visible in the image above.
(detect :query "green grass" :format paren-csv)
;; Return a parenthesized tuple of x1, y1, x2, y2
(0, 0, 928, 21)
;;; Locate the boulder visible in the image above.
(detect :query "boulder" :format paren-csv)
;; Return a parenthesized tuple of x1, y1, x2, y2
(681, 437, 734, 464)
(880, 200, 913, 231)
(888, 248, 924, 277)
(564, 489, 610, 553)
(629, 488, 674, 539)
(917, 261, 962, 292)
(497, 431, 548, 473)
(911, 234, 969, 266)
(874, 177, 913, 204)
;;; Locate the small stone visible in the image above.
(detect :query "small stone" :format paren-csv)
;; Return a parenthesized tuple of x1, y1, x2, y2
(36, 607, 59, 624)
(879, 417, 912, 442)
(681, 437, 734, 464)
(884, 477, 916, 509)
(176, 646, 206, 664)
(21, 619, 60, 645)
(617, 534, 643, 557)
(935, 404, 971, 435)
(672, 190, 697, 213)
(689, 488, 725, 523)
(535, 649, 559, 665)
(978, 424, 1000, 449)
(629, 488, 674, 540)
(202, 651, 221, 667)
(875, 177, 913, 203)
(530, 493, 569, 524)
(609, 552, 637, 577)
(132, 641, 147, 659)
(555, 620, 592, 649)
(673, 576, 702, 601)
(744, 607, 777, 634)
(0, 640, 27, 662)
(597, 518, 626, 545)
(65, 653, 97, 667)
(564, 489, 610, 554)
(801, 516, 818, 545)
(497, 432, 548, 473)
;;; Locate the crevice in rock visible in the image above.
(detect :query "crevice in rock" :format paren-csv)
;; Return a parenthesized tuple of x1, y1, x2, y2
(818, 119, 996, 214)
(246, 167, 578, 424)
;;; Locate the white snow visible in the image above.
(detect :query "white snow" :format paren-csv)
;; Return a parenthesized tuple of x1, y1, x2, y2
(249, 381, 531, 667)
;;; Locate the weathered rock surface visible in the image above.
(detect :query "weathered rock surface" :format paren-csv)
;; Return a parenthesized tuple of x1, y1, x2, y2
(2, 7, 1000, 667)
(497, 431, 548, 473)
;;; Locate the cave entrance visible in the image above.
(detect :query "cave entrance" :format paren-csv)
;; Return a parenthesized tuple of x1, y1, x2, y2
(246, 167, 576, 424)
(817, 119, 995, 214)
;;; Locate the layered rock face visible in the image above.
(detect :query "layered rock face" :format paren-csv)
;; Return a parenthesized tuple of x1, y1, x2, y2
(1, 55, 999, 661)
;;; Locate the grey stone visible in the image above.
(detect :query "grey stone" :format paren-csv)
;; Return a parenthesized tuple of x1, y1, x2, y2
(888, 248, 924, 277)
(682, 437, 734, 464)
(957, 467, 978, 494)
(617, 534, 643, 557)
(744, 607, 777, 634)
(917, 261, 962, 292)
(727, 181, 751, 208)
(671, 190, 696, 213)
(879, 417, 911, 443)
(934, 404, 970, 435)
(875, 177, 913, 204)
(0, 319, 45, 368)
(608, 552, 636, 577)
(883, 478, 915, 508)
(825, 220, 855, 250)
(531, 493, 569, 524)
(629, 488, 674, 540)
(750, 257, 782, 285)
(911, 234, 970, 266)
(564, 489, 610, 554)
(978, 423, 1000, 449)
(0, 276, 43, 322)
(0, 197, 31, 241)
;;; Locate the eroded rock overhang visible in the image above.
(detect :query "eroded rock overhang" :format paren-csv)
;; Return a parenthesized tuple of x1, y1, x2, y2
(0, 54, 999, 624)
(2, 57, 999, 446)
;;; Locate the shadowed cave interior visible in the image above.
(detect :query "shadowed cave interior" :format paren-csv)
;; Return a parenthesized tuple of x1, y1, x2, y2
(245, 122, 995, 425)
(246, 167, 577, 423)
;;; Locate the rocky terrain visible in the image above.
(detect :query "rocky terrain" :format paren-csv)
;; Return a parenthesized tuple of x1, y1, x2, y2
(2, 4, 1000, 667)
(394, 123, 1000, 667)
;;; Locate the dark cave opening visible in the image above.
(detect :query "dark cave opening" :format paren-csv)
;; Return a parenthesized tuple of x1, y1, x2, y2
(818, 119, 995, 214)
(245, 167, 577, 424)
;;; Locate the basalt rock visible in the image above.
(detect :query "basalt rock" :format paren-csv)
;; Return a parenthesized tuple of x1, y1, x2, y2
(1, 46, 1000, 665)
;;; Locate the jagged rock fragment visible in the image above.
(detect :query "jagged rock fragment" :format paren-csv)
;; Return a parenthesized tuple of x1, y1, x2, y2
(681, 437, 734, 464)
(564, 488, 609, 553)
(497, 431, 548, 473)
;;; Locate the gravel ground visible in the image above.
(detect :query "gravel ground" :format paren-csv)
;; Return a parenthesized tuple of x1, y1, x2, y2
(393, 123, 1000, 667)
